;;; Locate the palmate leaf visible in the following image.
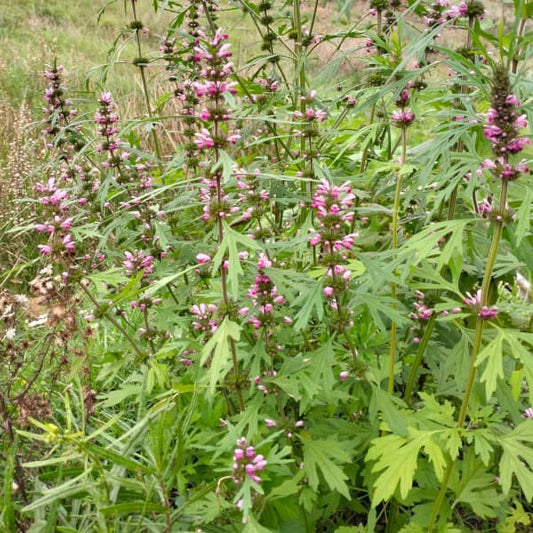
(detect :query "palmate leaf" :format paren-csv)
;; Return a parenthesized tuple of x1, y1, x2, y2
(301, 437, 351, 499)
(397, 219, 472, 268)
(498, 420, 533, 501)
(211, 221, 261, 299)
(292, 278, 324, 331)
(476, 328, 505, 400)
(452, 450, 503, 519)
(366, 428, 446, 506)
(200, 317, 241, 393)
(477, 328, 533, 400)
(498, 500, 532, 533)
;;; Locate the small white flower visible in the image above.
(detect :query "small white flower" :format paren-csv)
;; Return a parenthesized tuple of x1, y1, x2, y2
(4, 327, 16, 340)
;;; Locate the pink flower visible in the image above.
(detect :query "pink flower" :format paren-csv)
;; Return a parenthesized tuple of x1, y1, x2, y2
(38, 244, 53, 255)
(391, 109, 416, 127)
(196, 253, 211, 264)
(323, 286, 334, 298)
(339, 370, 349, 382)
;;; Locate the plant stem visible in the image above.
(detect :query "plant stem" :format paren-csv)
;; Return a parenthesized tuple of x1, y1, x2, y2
(403, 313, 436, 402)
(79, 281, 145, 360)
(404, 12, 477, 402)
(387, 126, 407, 394)
(427, 180, 508, 531)
(130, 0, 164, 177)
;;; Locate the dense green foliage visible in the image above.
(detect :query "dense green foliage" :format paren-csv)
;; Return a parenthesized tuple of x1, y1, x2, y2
(0, 0, 532, 531)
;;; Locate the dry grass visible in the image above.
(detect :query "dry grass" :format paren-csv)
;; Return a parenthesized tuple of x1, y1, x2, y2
(0, 103, 39, 230)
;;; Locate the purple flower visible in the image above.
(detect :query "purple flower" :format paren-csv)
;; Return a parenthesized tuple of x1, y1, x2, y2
(391, 109, 416, 127)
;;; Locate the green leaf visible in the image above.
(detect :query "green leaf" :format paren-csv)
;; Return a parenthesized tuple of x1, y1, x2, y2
(87, 267, 129, 288)
(452, 450, 502, 518)
(498, 500, 532, 533)
(514, 186, 531, 245)
(476, 329, 505, 399)
(470, 430, 494, 466)
(99, 502, 167, 517)
(98, 384, 141, 408)
(302, 438, 351, 499)
(211, 222, 261, 299)
(243, 518, 275, 533)
(200, 318, 241, 392)
(370, 385, 408, 436)
(366, 429, 446, 506)
(345, 259, 366, 277)
(84, 443, 154, 475)
(267, 471, 304, 500)
(309, 341, 336, 401)
(144, 264, 197, 296)
(22, 472, 89, 512)
(498, 420, 533, 501)
(367, 433, 419, 505)
(292, 279, 325, 331)
(2, 437, 16, 531)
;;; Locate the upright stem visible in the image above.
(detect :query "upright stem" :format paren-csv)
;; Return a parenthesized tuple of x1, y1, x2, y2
(79, 282, 145, 360)
(212, 82, 245, 412)
(387, 127, 407, 394)
(404, 14, 477, 403)
(130, 0, 164, 177)
(427, 180, 508, 531)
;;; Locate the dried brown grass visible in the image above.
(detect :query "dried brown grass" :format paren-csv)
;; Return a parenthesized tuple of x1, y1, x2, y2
(0, 102, 40, 230)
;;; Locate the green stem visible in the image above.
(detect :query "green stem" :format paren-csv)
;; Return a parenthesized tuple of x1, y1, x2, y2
(131, 0, 164, 177)
(404, 12, 477, 401)
(403, 313, 436, 403)
(79, 281, 145, 360)
(359, 103, 376, 173)
(427, 181, 507, 531)
(387, 126, 407, 394)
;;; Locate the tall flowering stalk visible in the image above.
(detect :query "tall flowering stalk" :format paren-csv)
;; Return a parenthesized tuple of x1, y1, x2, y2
(191, 27, 245, 411)
(403, 0, 486, 403)
(428, 64, 531, 530)
(128, 0, 163, 172)
(387, 88, 414, 394)
(309, 180, 358, 359)
(240, 252, 288, 366)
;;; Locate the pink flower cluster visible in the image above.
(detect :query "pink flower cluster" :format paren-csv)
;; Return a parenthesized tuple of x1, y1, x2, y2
(479, 157, 530, 182)
(42, 64, 77, 139)
(309, 180, 357, 259)
(199, 177, 239, 222)
(483, 94, 530, 156)
(422, 0, 450, 26)
(242, 253, 286, 330)
(190, 303, 218, 334)
(236, 168, 270, 224)
(94, 92, 122, 169)
(408, 290, 435, 344)
(309, 181, 358, 326)
(247, 77, 279, 105)
(323, 265, 353, 300)
(35, 179, 76, 257)
(463, 290, 498, 320)
(391, 87, 415, 128)
(191, 28, 240, 151)
(232, 437, 267, 485)
(123, 250, 154, 278)
(253, 370, 277, 395)
(391, 110, 416, 128)
(444, 2, 468, 19)
(409, 291, 434, 321)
